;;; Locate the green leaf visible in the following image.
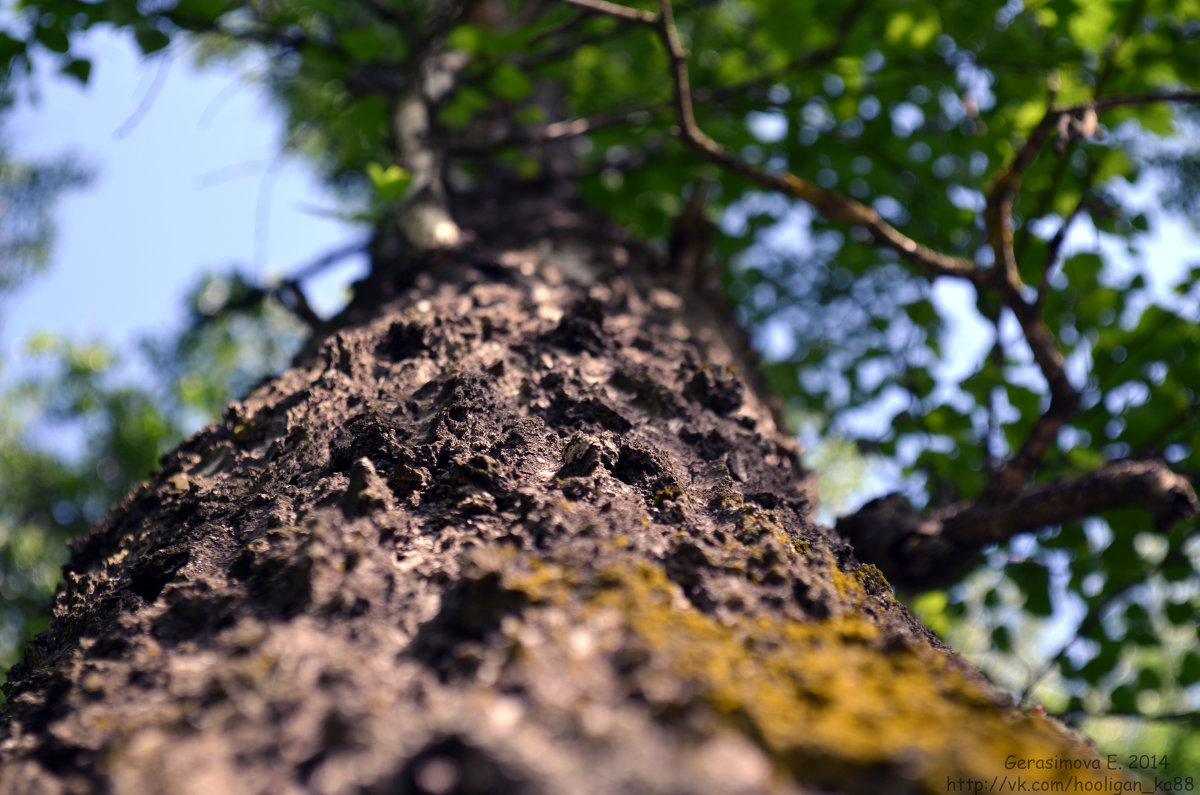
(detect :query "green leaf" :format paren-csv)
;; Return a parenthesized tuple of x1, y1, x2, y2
(59, 57, 91, 85)
(341, 28, 387, 63)
(0, 31, 27, 69)
(1135, 667, 1161, 693)
(34, 25, 70, 54)
(439, 87, 490, 129)
(1181, 651, 1200, 686)
(1109, 683, 1138, 713)
(489, 62, 534, 102)
(173, 0, 232, 22)
(1164, 599, 1194, 626)
(134, 28, 171, 55)
(447, 24, 484, 55)
(366, 163, 412, 202)
(1009, 561, 1052, 617)
(884, 11, 941, 48)
(1078, 641, 1121, 683)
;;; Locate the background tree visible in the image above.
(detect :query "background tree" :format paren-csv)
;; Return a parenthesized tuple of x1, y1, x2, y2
(1, 0, 1199, 787)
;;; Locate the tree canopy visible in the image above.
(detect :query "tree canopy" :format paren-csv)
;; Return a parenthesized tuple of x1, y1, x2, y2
(2, 0, 1199, 768)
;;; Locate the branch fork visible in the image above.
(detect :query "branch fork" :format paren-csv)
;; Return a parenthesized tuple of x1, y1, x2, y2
(561, 0, 1200, 583)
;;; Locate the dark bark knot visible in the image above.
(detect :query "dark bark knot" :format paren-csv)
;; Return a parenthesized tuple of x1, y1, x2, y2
(544, 296, 609, 354)
(556, 433, 619, 479)
(685, 364, 744, 414)
(377, 320, 429, 361)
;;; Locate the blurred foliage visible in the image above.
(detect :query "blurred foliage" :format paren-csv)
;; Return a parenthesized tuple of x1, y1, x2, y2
(0, 116, 90, 296)
(0, 21, 90, 296)
(3, 0, 1200, 758)
(0, 147, 89, 295)
(0, 273, 302, 675)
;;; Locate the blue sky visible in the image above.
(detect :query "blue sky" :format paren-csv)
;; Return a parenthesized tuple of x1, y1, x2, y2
(3, 30, 365, 364)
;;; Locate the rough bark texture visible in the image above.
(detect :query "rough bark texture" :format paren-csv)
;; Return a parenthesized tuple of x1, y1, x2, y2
(1, 196, 1122, 793)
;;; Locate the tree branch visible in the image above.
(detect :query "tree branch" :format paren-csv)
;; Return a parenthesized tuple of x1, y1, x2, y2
(450, 107, 662, 156)
(838, 460, 1198, 591)
(270, 239, 369, 329)
(481, 0, 869, 158)
(277, 281, 323, 329)
(562, 0, 656, 24)
(651, 0, 983, 284)
(561, 0, 1200, 591)
(1035, 165, 1095, 310)
(978, 89, 1200, 497)
(1059, 709, 1200, 727)
(984, 294, 1079, 500)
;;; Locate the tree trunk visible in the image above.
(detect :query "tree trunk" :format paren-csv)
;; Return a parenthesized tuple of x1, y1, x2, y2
(0, 193, 1122, 794)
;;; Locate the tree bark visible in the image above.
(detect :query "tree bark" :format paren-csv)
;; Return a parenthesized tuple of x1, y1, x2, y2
(0, 193, 1124, 793)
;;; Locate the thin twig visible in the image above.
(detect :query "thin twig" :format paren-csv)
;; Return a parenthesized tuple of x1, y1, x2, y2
(115, 48, 174, 140)
(562, 0, 656, 24)
(1019, 570, 1152, 704)
(499, 0, 868, 157)
(451, 107, 661, 155)
(979, 90, 1200, 497)
(1084, 89, 1200, 111)
(290, 238, 371, 282)
(637, 0, 983, 284)
(277, 281, 323, 329)
(530, 6, 595, 44)
(1036, 166, 1095, 310)
(1059, 709, 1200, 726)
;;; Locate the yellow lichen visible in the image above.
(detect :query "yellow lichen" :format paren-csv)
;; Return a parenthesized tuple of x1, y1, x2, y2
(504, 553, 1125, 792)
(654, 484, 684, 506)
(711, 491, 744, 511)
(827, 555, 861, 602)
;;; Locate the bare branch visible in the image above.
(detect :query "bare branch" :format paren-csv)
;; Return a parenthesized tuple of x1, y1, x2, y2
(290, 238, 371, 282)
(115, 49, 173, 139)
(985, 110, 1058, 294)
(977, 90, 1200, 496)
(950, 460, 1196, 544)
(1085, 89, 1200, 111)
(562, 0, 657, 24)
(530, 7, 595, 44)
(1058, 709, 1200, 727)
(985, 303, 1080, 501)
(277, 281, 323, 329)
(494, 0, 868, 160)
(451, 107, 661, 156)
(648, 0, 984, 284)
(1036, 168, 1094, 310)
(989, 90, 1200, 291)
(551, 0, 979, 281)
(839, 460, 1198, 591)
